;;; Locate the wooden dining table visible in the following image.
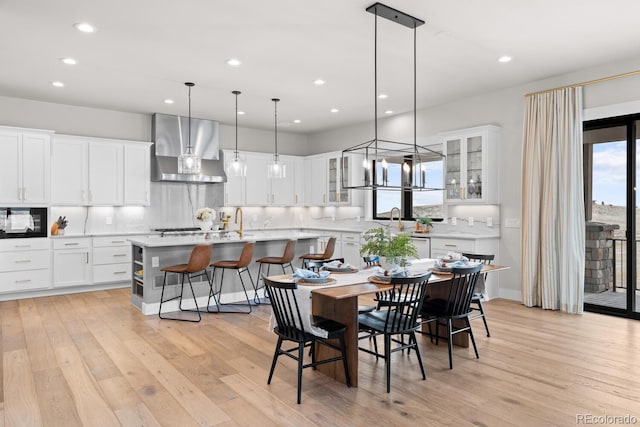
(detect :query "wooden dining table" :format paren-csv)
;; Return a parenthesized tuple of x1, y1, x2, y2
(268, 261, 509, 387)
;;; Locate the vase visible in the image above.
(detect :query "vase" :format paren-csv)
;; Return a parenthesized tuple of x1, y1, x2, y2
(197, 220, 213, 231)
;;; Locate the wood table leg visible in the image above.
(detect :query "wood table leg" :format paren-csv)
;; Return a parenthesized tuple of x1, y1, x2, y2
(312, 294, 358, 387)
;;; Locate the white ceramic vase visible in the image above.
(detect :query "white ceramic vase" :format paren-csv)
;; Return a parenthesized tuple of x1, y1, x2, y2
(198, 220, 213, 231)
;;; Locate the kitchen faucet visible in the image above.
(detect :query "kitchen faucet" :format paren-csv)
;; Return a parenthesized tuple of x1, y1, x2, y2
(389, 207, 403, 232)
(235, 207, 244, 238)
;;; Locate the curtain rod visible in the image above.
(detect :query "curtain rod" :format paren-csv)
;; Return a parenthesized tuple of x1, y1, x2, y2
(525, 69, 640, 97)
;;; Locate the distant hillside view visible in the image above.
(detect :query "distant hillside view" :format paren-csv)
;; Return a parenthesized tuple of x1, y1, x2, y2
(378, 205, 443, 219)
(591, 202, 626, 238)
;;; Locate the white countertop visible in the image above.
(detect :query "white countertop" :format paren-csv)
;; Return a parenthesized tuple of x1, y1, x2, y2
(127, 231, 324, 248)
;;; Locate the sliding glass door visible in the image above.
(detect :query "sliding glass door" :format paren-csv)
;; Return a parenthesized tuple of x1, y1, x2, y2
(583, 115, 639, 318)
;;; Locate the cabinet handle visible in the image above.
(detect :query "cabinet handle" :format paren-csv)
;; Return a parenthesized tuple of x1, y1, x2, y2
(295, 194, 298, 204)
(113, 253, 127, 257)
(113, 271, 127, 275)
(444, 244, 458, 248)
(337, 193, 340, 202)
(111, 240, 125, 244)
(323, 194, 326, 204)
(86, 253, 89, 264)
(145, 191, 149, 203)
(272, 194, 275, 203)
(14, 244, 30, 248)
(64, 243, 79, 246)
(15, 260, 31, 263)
(15, 279, 31, 283)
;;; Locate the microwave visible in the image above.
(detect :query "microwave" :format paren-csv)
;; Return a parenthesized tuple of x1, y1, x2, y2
(0, 207, 48, 239)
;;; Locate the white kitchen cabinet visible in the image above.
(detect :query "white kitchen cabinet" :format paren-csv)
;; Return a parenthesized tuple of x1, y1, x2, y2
(89, 141, 123, 205)
(430, 235, 500, 298)
(293, 157, 305, 206)
(0, 238, 50, 293)
(305, 155, 327, 206)
(51, 136, 89, 204)
(223, 150, 246, 206)
(304, 152, 362, 207)
(411, 237, 431, 259)
(53, 238, 91, 287)
(92, 236, 132, 284)
(244, 152, 296, 206)
(340, 232, 362, 266)
(123, 143, 151, 205)
(441, 125, 500, 204)
(0, 127, 52, 205)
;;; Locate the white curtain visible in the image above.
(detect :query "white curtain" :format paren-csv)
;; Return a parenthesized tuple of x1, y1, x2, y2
(521, 87, 585, 313)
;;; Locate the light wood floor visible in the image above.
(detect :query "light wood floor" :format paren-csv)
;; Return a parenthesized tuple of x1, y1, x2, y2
(1, 289, 639, 426)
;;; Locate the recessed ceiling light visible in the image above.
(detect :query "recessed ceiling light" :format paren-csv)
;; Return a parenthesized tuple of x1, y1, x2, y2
(293, 119, 301, 124)
(498, 55, 512, 63)
(330, 108, 339, 113)
(52, 81, 65, 88)
(60, 57, 77, 65)
(378, 93, 388, 99)
(163, 99, 174, 104)
(237, 111, 245, 115)
(74, 22, 96, 33)
(384, 110, 393, 114)
(226, 58, 241, 67)
(314, 79, 325, 86)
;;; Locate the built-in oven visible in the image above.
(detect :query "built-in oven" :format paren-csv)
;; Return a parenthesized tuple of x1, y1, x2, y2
(0, 207, 48, 238)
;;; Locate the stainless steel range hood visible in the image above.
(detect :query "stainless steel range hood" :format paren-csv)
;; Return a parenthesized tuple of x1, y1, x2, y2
(151, 113, 227, 183)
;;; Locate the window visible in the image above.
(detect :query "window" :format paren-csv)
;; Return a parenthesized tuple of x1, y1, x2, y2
(373, 149, 444, 219)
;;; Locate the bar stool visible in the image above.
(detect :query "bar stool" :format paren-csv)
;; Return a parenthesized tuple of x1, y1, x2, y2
(159, 244, 212, 322)
(255, 239, 296, 304)
(208, 241, 256, 313)
(298, 236, 336, 268)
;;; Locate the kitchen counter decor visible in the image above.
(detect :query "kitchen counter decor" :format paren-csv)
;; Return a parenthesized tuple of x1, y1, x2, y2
(195, 207, 215, 231)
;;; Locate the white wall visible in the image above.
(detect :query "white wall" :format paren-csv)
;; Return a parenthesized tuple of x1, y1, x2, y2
(307, 56, 640, 301)
(0, 95, 308, 152)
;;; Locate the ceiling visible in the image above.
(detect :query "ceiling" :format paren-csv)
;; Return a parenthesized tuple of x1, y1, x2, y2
(2, 0, 640, 134)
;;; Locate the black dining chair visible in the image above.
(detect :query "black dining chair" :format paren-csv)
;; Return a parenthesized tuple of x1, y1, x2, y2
(461, 252, 495, 337)
(420, 264, 483, 369)
(264, 276, 351, 404)
(357, 272, 431, 393)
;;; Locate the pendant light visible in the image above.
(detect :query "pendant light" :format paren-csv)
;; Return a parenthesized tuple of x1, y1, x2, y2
(267, 98, 286, 179)
(178, 82, 201, 174)
(226, 90, 246, 177)
(341, 3, 444, 191)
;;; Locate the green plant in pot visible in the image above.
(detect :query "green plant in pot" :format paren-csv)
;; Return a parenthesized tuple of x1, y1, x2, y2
(415, 216, 433, 232)
(360, 227, 418, 269)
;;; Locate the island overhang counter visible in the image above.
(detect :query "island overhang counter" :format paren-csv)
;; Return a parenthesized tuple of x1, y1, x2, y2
(128, 231, 328, 315)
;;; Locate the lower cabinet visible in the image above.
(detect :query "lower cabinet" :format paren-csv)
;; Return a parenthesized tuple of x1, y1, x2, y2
(0, 238, 50, 293)
(53, 238, 91, 287)
(92, 236, 132, 283)
(411, 237, 431, 259)
(340, 232, 362, 266)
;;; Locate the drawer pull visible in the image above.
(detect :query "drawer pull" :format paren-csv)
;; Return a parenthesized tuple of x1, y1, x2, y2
(64, 243, 80, 246)
(113, 271, 127, 274)
(15, 260, 31, 263)
(14, 245, 30, 248)
(111, 240, 125, 244)
(15, 279, 31, 283)
(113, 254, 127, 257)
(444, 244, 458, 247)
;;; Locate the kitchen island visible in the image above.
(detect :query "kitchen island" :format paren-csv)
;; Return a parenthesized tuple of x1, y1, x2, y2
(128, 231, 327, 315)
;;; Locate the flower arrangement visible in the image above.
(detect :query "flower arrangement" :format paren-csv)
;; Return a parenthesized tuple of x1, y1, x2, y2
(195, 207, 215, 221)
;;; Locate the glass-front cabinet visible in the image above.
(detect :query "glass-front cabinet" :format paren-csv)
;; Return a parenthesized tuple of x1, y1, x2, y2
(441, 125, 501, 204)
(328, 154, 349, 204)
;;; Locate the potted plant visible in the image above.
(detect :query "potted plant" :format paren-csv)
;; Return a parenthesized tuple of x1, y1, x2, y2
(415, 216, 433, 233)
(360, 227, 418, 269)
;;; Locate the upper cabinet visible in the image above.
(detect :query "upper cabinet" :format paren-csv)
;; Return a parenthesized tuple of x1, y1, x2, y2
(0, 127, 52, 205)
(441, 125, 501, 204)
(236, 151, 296, 206)
(123, 143, 151, 205)
(308, 151, 362, 207)
(51, 134, 150, 206)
